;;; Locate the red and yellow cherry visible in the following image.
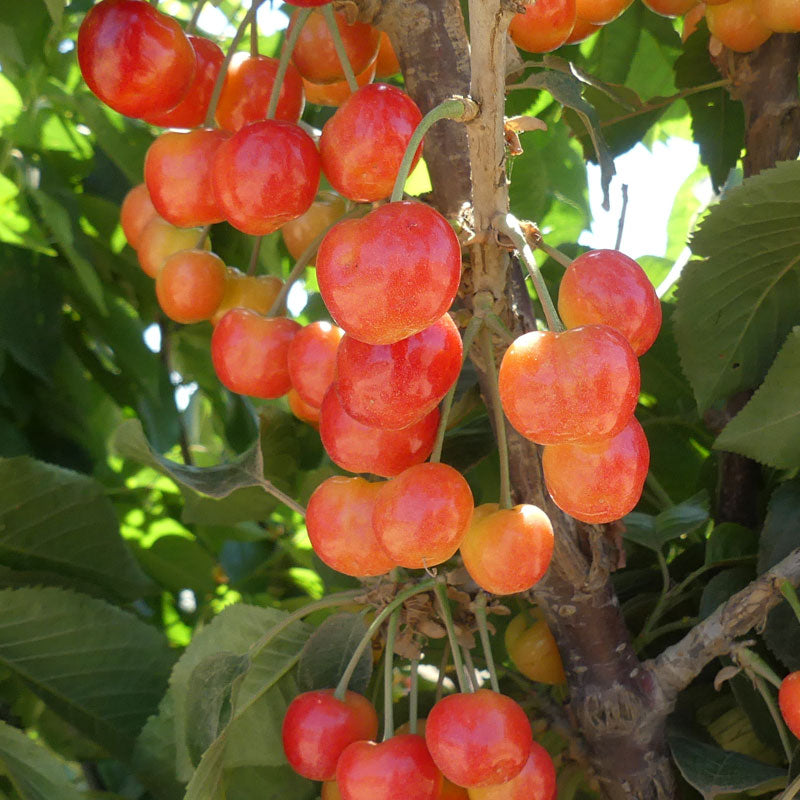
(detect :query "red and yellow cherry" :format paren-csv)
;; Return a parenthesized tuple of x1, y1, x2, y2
(320, 84, 423, 203)
(319, 386, 439, 477)
(375, 32, 401, 77)
(575, 0, 633, 23)
(372, 462, 473, 569)
(467, 742, 557, 800)
(144, 128, 229, 228)
(143, 35, 224, 127)
(282, 689, 379, 782)
(706, 0, 772, 49)
(498, 325, 640, 445)
(509, 0, 577, 53)
(288, 388, 321, 427)
(137, 217, 210, 278)
(459, 504, 554, 595)
(558, 249, 662, 356)
(306, 476, 396, 577)
(317, 201, 462, 345)
(542, 416, 649, 523)
(120, 183, 157, 249)
(215, 53, 305, 131)
(210, 269, 283, 326)
(322, 782, 343, 800)
(682, 3, 707, 39)
(155, 250, 226, 324)
(289, 9, 380, 84)
(564, 16, 603, 43)
(303, 59, 377, 107)
(756, 0, 800, 30)
(505, 610, 566, 685)
(336, 314, 462, 431)
(426, 689, 533, 788)
(211, 310, 300, 398)
(212, 120, 321, 235)
(779, 672, 800, 739)
(440, 779, 470, 799)
(641, 0, 696, 16)
(287, 321, 344, 408)
(281, 191, 348, 263)
(78, 0, 195, 118)
(337, 734, 443, 800)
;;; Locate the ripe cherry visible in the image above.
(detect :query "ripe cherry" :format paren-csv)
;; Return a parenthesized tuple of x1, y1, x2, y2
(210, 269, 283, 325)
(144, 128, 229, 228)
(505, 610, 566, 686)
(642, 0, 696, 16)
(317, 201, 462, 345)
(282, 689, 379, 782)
(287, 321, 344, 408)
(509, 0, 577, 53)
(78, 0, 195, 118)
(459, 503, 554, 595)
(375, 32, 401, 78)
(288, 389, 321, 428)
(779, 672, 800, 739)
(542, 416, 649, 523)
(304, 59, 377, 107)
(319, 386, 439, 477)
(682, 3, 707, 39)
(564, 16, 603, 43)
(212, 120, 321, 235)
(211, 310, 300, 398)
(425, 689, 532, 788)
(468, 742, 557, 800)
(575, 0, 633, 23)
(156, 250, 227, 324)
(120, 183, 157, 250)
(137, 217, 209, 278)
(706, 0, 772, 50)
(372, 462, 473, 569)
(215, 53, 305, 131)
(498, 325, 640, 445)
(756, 0, 800, 30)
(320, 84, 423, 203)
(557, 249, 662, 356)
(282, 191, 348, 264)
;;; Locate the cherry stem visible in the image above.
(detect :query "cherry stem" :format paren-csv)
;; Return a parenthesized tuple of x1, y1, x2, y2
(434, 581, 469, 693)
(480, 324, 512, 510)
(321, 4, 359, 95)
(334, 579, 437, 701)
(430, 314, 483, 464)
(752, 672, 793, 762)
(461, 646, 479, 692)
(495, 213, 565, 333)
(475, 593, 500, 693)
(408, 658, 419, 735)
(250, 15, 259, 57)
(186, 0, 206, 34)
(536, 240, 573, 270)
(435, 641, 450, 703)
(390, 96, 479, 203)
(777, 772, 800, 800)
(483, 312, 515, 346)
(247, 236, 263, 276)
(194, 224, 211, 249)
(258, 478, 306, 517)
(735, 647, 783, 690)
(382, 609, 399, 741)
(266, 8, 312, 120)
(781, 580, 800, 628)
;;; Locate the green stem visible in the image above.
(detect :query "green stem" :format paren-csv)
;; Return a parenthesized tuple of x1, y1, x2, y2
(461, 646, 480, 692)
(435, 641, 450, 703)
(483, 312, 515, 346)
(536, 240, 573, 270)
(258, 478, 306, 517)
(776, 772, 800, 800)
(475, 593, 500, 693)
(321, 4, 359, 94)
(186, 0, 206, 34)
(266, 8, 312, 120)
(382, 610, 399, 741)
(481, 324, 512, 510)
(646, 471, 674, 510)
(334, 579, 437, 701)
(781, 580, 800, 628)
(434, 581, 469, 693)
(753, 674, 794, 762)
(634, 617, 699, 650)
(736, 647, 783, 690)
(250, 14, 259, 57)
(635, 550, 671, 647)
(194, 224, 211, 249)
(247, 236, 263, 276)
(409, 659, 419, 735)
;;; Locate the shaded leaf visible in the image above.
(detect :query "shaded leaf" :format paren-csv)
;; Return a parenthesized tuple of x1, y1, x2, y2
(131, 694, 184, 800)
(699, 568, 753, 620)
(623, 492, 709, 551)
(705, 523, 757, 566)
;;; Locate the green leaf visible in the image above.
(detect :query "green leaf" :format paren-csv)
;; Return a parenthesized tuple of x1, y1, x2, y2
(0, 586, 175, 759)
(699, 568, 753, 620)
(705, 523, 757, 566)
(131, 694, 184, 800)
(133, 535, 216, 596)
(674, 160, 800, 411)
(623, 491, 709, 551)
(40, 0, 63, 26)
(224, 765, 315, 800)
(714, 327, 800, 468)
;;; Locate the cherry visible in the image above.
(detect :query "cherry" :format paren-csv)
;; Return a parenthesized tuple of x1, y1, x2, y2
(137, 217, 209, 278)
(282, 191, 348, 263)
(505, 610, 566, 686)
(575, 0, 633, 23)
(336, 314, 462, 431)
(319, 386, 439, 477)
(509, 0, 577, 53)
(143, 35, 224, 128)
(288, 388, 321, 428)
(682, 3, 707, 40)
(289, 9, 380, 85)
(375, 32, 401, 78)
(282, 689, 379, 782)
(642, 0, 696, 16)
(468, 742, 557, 800)
(317, 201, 462, 345)
(120, 183, 157, 250)
(542, 416, 649, 523)
(372, 462, 473, 569)
(210, 269, 283, 326)
(557, 249, 662, 356)
(78, 0, 195, 118)
(337, 734, 443, 800)
(425, 689, 532, 788)
(215, 53, 305, 131)
(304, 60, 377, 108)
(756, 0, 800, 30)
(564, 16, 602, 43)
(212, 120, 321, 236)
(156, 250, 227, 324)
(144, 128, 229, 228)
(320, 84, 423, 203)
(459, 503, 554, 596)
(306, 476, 396, 577)
(211, 310, 300, 398)
(287, 321, 345, 408)
(706, 0, 772, 50)
(498, 325, 640, 445)
(779, 672, 800, 739)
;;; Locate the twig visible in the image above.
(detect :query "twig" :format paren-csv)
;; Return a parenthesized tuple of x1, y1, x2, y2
(258, 478, 306, 517)
(614, 183, 628, 250)
(266, 8, 312, 119)
(186, 0, 206, 34)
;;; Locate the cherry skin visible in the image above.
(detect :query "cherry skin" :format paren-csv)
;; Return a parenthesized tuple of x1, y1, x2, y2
(287, 321, 345, 408)
(509, 0, 577, 53)
(211, 310, 300, 399)
(505, 610, 566, 686)
(319, 386, 439, 477)
(575, 0, 633, 23)
(498, 325, 640, 445)
(642, 0, 696, 16)
(706, 0, 772, 50)
(542, 416, 649, 523)
(682, 3, 707, 40)
(282, 689, 379, 782)
(120, 184, 157, 250)
(337, 734, 443, 800)
(372, 462, 474, 569)
(212, 120, 321, 236)
(144, 128, 229, 228)
(288, 388, 321, 428)
(375, 32, 401, 78)
(304, 59, 377, 108)
(210, 269, 283, 326)
(779, 672, 800, 739)
(78, 0, 195, 118)
(155, 250, 227, 324)
(137, 217, 209, 278)
(756, 0, 800, 30)
(306, 476, 396, 577)
(281, 191, 348, 264)
(143, 35, 224, 128)
(425, 689, 533, 788)
(317, 201, 462, 345)
(558, 249, 662, 356)
(467, 742, 557, 800)
(564, 16, 603, 43)
(215, 53, 304, 131)
(320, 84, 423, 203)
(459, 503, 554, 595)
